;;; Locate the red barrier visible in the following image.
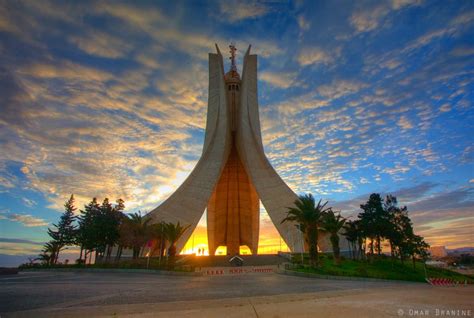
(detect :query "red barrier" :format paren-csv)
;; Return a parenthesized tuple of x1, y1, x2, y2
(426, 277, 461, 287)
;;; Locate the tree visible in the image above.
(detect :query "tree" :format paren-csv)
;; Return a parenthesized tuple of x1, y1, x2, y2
(358, 193, 390, 257)
(123, 212, 151, 259)
(390, 206, 414, 265)
(384, 195, 410, 262)
(98, 198, 123, 261)
(47, 194, 77, 264)
(406, 234, 430, 270)
(115, 212, 131, 261)
(149, 221, 167, 260)
(163, 221, 190, 269)
(282, 194, 331, 267)
(323, 211, 346, 265)
(37, 241, 61, 265)
(76, 197, 125, 264)
(77, 198, 101, 263)
(343, 219, 361, 260)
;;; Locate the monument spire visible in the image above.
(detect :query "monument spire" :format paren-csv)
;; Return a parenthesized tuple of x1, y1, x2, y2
(229, 43, 237, 72)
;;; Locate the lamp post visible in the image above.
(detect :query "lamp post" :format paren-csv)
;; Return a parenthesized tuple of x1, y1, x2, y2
(300, 228, 304, 265)
(159, 223, 164, 266)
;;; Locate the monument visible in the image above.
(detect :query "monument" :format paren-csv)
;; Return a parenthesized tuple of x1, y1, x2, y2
(148, 44, 305, 255)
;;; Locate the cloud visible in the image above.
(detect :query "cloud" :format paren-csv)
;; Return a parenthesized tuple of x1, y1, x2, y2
(328, 150, 351, 158)
(391, 0, 420, 10)
(297, 15, 310, 31)
(350, 4, 390, 33)
(451, 10, 474, 26)
(0, 175, 15, 188)
(260, 71, 297, 89)
(402, 11, 474, 53)
(20, 61, 112, 82)
(268, 91, 329, 117)
(69, 31, 132, 59)
(0, 238, 44, 245)
(439, 104, 451, 112)
(135, 48, 164, 69)
(450, 46, 474, 57)
(296, 46, 333, 66)
(383, 164, 410, 176)
(0, 59, 205, 212)
(0, 5, 23, 36)
(350, 0, 422, 33)
(409, 186, 474, 213)
(381, 58, 402, 70)
(0, 211, 48, 227)
(397, 116, 413, 130)
(96, 3, 168, 31)
(22, 198, 36, 207)
(391, 182, 438, 203)
(218, 1, 270, 22)
(416, 217, 474, 248)
(333, 182, 438, 215)
(359, 177, 369, 184)
(317, 80, 367, 99)
(0, 67, 39, 127)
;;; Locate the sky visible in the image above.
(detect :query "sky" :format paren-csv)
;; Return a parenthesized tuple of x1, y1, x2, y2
(0, 0, 473, 265)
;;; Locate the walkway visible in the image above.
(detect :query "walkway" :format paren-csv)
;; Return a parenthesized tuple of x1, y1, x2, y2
(1, 271, 472, 317)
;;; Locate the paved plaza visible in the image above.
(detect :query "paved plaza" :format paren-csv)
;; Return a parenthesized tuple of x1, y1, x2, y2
(1, 271, 472, 317)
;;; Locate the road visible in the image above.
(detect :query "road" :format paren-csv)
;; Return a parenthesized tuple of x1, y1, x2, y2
(1, 271, 472, 317)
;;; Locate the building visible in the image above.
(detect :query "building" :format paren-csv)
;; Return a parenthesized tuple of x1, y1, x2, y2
(148, 44, 345, 255)
(430, 246, 448, 258)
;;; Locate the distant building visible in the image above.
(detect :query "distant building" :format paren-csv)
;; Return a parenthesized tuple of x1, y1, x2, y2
(426, 260, 447, 268)
(430, 246, 448, 258)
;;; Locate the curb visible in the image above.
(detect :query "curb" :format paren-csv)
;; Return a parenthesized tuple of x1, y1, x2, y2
(276, 269, 423, 283)
(21, 267, 203, 276)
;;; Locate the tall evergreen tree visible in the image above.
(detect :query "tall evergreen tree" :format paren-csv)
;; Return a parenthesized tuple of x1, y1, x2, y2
(384, 195, 409, 261)
(76, 197, 125, 264)
(405, 234, 430, 270)
(358, 193, 388, 257)
(99, 198, 124, 261)
(77, 198, 101, 263)
(47, 194, 77, 264)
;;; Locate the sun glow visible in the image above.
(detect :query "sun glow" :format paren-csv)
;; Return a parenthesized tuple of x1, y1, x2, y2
(180, 207, 290, 255)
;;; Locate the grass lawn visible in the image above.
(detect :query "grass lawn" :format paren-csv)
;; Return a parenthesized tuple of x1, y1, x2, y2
(19, 257, 194, 272)
(289, 254, 473, 283)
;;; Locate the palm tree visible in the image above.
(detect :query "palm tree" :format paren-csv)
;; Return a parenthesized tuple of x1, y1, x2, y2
(281, 194, 331, 267)
(115, 213, 132, 261)
(125, 212, 152, 259)
(149, 221, 167, 260)
(38, 241, 60, 265)
(36, 252, 53, 265)
(163, 222, 190, 269)
(323, 210, 346, 265)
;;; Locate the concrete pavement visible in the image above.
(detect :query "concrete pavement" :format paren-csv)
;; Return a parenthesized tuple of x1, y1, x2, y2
(1, 271, 472, 317)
